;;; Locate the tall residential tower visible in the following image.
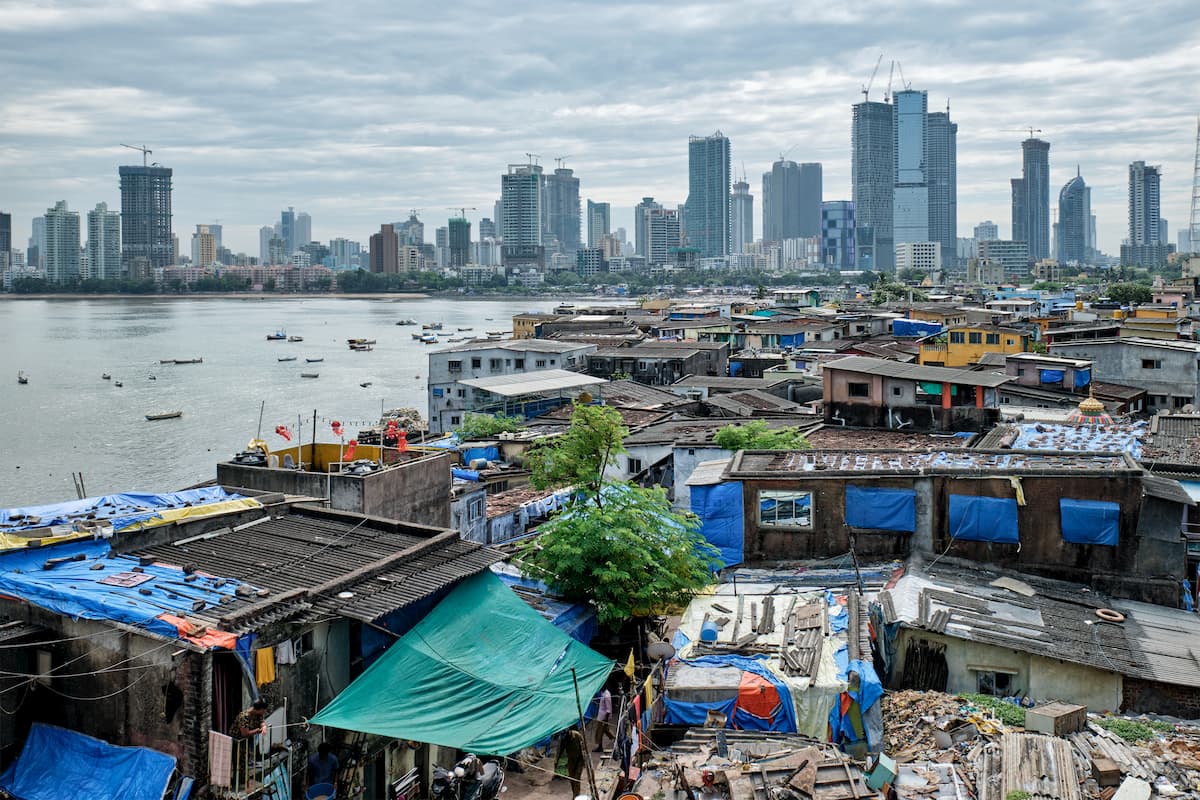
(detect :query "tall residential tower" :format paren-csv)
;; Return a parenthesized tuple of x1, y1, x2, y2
(684, 132, 731, 258)
(119, 164, 173, 276)
(1011, 138, 1051, 262)
(851, 100, 894, 270)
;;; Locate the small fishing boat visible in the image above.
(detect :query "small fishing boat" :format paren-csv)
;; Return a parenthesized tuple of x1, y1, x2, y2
(306, 358, 324, 363)
(396, 319, 417, 326)
(160, 359, 174, 364)
(419, 332, 438, 344)
(422, 322, 443, 330)
(350, 343, 374, 352)
(457, 327, 473, 331)
(360, 381, 372, 388)
(101, 373, 111, 380)
(114, 381, 124, 387)
(148, 375, 157, 381)
(301, 372, 319, 378)
(266, 331, 286, 341)
(173, 358, 203, 365)
(145, 411, 183, 421)
(486, 331, 505, 339)
(411, 332, 423, 340)
(287, 335, 304, 342)
(278, 356, 297, 362)
(347, 338, 376, 348)
(437, 331, 452, 337)
(17, 371, 28, 385)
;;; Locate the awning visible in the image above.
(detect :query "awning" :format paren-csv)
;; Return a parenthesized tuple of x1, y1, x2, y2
(311, 570, 612, 754)
(0, 723, 176, 800)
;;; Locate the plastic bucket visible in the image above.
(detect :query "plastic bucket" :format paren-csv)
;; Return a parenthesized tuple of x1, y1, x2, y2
(307, 783, 336, 800)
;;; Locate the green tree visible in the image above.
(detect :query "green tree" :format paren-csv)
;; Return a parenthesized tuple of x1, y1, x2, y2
(1031, 281, 1062, 292)
(897, 268, 927, 284)
(1105, 282, 1152, 305)
(713, 420, 812, 451)
(526, 402, 628, 497)
(456, 412, 525, 439)
(515, 485, 720, 625)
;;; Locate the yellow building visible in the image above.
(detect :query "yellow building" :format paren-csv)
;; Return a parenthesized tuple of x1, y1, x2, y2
(905, 304, 968, 328)
(511, 312, 560, 339)
(919, 325, 1030, 367)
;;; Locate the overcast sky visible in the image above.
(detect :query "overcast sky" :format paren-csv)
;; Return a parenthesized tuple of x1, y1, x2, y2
(2, 0, 1199, 257)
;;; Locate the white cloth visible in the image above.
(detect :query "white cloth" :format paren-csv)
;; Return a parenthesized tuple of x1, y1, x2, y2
(209, 731, 233, 787)
(275, 639, 297, 665)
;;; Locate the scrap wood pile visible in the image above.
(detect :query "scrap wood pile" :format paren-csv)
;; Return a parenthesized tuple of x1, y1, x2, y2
(690, 593, 842, 678)
(881, 690, 1200, 799)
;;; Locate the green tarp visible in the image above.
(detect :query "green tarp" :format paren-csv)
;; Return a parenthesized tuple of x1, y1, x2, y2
(311, 570, 613, 754)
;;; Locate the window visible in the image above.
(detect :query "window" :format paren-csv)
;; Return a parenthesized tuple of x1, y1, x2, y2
(1174, 396, 1190, 409)
(448, 360, 462, 373)
(471, 357, 482, 369)
(505, 359, 512, 366)
(1150, 394, 1168, 407)
(450, 415, 461, 425)
(758, 490, 813, 528)
(1016, 368, 1025, 376)
(1142, 359, 1162, 369)
(536, 359, 547, 367)
(848, 382, 870, 398)
(627, 457, 643, 473)
(456, 389, 466, 398)
(950, 332, 965, 344)
(985, 333, 1000, 345)
(892, 386, 902, 396)
(974, 669, 1015, 697)
(489, 358, 503, 371)
(467, 496, 485, 522)
(514, 359, 524, 369)
(550, 359, 557, 365)
(968, 332, 982, 344)
(1007, 339, 1015, 346)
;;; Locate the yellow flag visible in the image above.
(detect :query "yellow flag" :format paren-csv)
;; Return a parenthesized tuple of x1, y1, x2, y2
(623, 650, 636, 679)
(643, 674, 655, 708)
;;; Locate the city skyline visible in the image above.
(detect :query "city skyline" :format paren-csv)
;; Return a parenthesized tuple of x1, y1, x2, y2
(1, 1, 1199, 256)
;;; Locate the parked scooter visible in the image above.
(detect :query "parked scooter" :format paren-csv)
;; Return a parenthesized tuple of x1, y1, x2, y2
(431, 754, 506, 800)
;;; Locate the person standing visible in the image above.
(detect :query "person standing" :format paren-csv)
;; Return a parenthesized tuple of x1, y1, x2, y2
(592, 688, 613, 753)
(557, 727, 586, 799)
(307, 742, 339, 790)
(229, 699, 269, 789)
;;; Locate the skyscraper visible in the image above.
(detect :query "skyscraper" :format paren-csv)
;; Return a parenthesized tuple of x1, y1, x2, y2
(851, 99, 895, 270)
(119, 164, 173, 275)
(543, 167, 580, 256)
(280, 208, 296, 255)
(684, 132, 731, 258)
(30, 215, 46, 269)
(44, 201, 80, 284)
(926, 109, 958, 267)
(191, 224, 217, 267)
(500, 164, 544, 267)
(893, 89, 929, 247)
(0, 211, 10, 273)
(1011, 138, 1051, 261)
(634, 197, 660, 257)
(821, 201, 855, 269)
(646, 207, 682, 265)
(974, 221, 998, 241)
(1057, 169, 1088, 264)
(295, 212, 311, 250)
(86, 202, 120, 280)
(479, 218, 496, 240)
(731, 179, 753, 253)
(448, 217, 471, 267)
(259, 226, 274, 264)
(762, 159, 822, 242)
(586, 200, 611, 248)
(370, 224, 400, 273)
(1121, 161, 1169, 266)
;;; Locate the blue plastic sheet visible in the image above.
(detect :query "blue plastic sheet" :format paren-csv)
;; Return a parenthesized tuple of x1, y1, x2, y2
(493, 571, 598, 645)
(463, 446, 499, 463)
(893, 319, 943, 337)
(0, 539, 248, 639)
(1039, 369, 1065, 384)
(690, 482, 744, 567)
(668, 654, 799, 732)
(828, 660, 883, 750)
(0, 723, 176, 800)
(1074, 368, 1091, 388)
(1060, 498, 1119, 546)
(729, 362, 743, 377)
(0, 487, 247, 533)
(948, 495, 1019, 543)
(844, 485, 916, 533)
(452, 468, 481, 481)
(834, 644, 849, 679)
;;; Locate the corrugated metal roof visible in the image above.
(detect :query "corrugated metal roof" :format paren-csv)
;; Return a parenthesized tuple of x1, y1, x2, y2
(459, 370, 605, 397)
(822, 355, 1013, 387)
(731, 448, 1137, 477)
(134, 510, 502, 630)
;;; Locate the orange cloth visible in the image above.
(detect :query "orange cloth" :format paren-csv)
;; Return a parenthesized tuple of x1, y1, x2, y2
(736, 672, 780, 721)
(158, 613, 238, 650)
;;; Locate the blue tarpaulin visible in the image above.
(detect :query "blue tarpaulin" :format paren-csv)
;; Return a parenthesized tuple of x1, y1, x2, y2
(665, 654, 799, 732)
(493, 569, 598, 644)
(949, 495, 1019, 543)
(729, 362, 743, 377)
(452, 468, 481, 481)
(845, 486, 916, 532)
(1074, 368, 1091, 388)
(1039, 369, 1065, 384)
(0, 723, 176, 800)
(1060, 498, 1120, 545)
(690, 482, 744, 567)
(828, 659, 884, 752)
(463, 446, 500, 463)
(892, 319, 943, 337)
(0, 487, 248, 533)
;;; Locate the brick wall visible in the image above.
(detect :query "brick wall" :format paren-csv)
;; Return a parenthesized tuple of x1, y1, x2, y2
(1122, 677, 1200, 716)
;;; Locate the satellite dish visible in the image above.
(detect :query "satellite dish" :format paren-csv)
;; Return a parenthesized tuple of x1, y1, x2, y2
(646, 641, 676, 661)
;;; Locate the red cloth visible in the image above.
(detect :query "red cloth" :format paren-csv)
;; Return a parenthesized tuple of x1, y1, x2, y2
(736, 672, 780, 722)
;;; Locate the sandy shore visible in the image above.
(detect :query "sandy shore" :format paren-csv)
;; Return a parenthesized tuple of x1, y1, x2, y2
(0, 292, 432, 301)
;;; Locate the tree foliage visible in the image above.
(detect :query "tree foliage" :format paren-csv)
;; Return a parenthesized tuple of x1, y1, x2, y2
(713, 420, 812, 451)
(1104, 282, 1152, 305)
(456, 412, 525, 439)
(870, 277, 928, 305)
(526, 402, 628, 496)
(515, 485, 720, 625)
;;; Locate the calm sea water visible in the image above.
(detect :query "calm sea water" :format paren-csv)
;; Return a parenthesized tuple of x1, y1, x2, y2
(0, 296, 560, 506)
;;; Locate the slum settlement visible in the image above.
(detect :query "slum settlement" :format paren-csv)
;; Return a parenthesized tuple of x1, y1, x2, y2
(3, 283, 1200, 800)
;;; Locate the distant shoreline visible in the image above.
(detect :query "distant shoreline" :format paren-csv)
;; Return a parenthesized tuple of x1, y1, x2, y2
(0, 292, 432, 301)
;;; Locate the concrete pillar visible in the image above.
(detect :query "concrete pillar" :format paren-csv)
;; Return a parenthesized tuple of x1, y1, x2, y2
(941, 383, 952, 409)
(913, 477, 935, 553)
(975, 385, 984, 408)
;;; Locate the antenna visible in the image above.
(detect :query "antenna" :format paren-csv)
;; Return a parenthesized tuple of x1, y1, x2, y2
(554, 155, 572, 169)
(860, 53, 883, 102)
(120, 143, 152, 167)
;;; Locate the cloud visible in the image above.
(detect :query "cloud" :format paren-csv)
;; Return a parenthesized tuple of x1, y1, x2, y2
(1, 0, 1198, 255)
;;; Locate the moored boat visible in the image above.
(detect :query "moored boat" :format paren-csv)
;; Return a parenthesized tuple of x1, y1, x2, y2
(411, 332, 423, 340)
(267, 331, 286, 341)
(396, 319, 417, 326)
(350, 344, 374, 351)
(419, 332, 438, 343)
(17, 371, 28, 385)
(346, 338, 376, 347)
(457, 326, 473, 331)
(422, 322, 443, 330)
(306, 357, 324, 363)
(145, 411, 183, 421)
(278, 356, 297, 362)
(101, 373, 111, 380)
(173, 357, 203, 364)
(287, 335, 304, 342)
(301, 372, 320, 378)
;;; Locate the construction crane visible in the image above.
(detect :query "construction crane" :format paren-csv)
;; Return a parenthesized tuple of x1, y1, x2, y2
(524, 152, 541, 166)
(120, 143, 152, 167)
(554, 155, 573, 169)
(447, 207, 477, 219)
(1007, 128, 1043, 139)
(884, 60, 895, 103)
(860, 53, 883, 102)
(408, 208, 422, 219)
(895, 61, 911, 92)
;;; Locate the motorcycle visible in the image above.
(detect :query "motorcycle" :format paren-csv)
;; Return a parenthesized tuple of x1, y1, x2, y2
(430, 754, 506, 800)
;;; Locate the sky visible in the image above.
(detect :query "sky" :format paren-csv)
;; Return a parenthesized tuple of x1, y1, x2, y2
(2, 0, 1199, 258)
